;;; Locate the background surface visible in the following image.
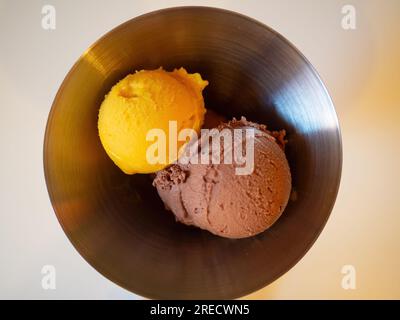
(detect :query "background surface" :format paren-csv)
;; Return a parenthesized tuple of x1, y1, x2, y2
(0, 0, 399, 299)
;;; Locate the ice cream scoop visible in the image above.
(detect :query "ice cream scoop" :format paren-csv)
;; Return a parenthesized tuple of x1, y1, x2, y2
(153, 117, 291, 239)
(98, 68, 208, 174)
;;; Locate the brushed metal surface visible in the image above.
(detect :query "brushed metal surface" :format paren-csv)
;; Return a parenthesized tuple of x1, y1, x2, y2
(44, 7, 342, 299)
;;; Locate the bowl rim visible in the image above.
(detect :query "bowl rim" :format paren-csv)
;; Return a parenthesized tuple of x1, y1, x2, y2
(43, 5, 343, 299)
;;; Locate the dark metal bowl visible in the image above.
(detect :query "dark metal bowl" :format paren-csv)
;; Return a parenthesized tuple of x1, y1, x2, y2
(44, 7, 342, 299)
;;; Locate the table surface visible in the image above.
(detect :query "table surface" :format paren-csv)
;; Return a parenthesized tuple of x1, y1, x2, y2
(1, 0, 399, 299)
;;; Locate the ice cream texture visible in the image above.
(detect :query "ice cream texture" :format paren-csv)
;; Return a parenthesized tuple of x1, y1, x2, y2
(98, 68, 208, 174)
(153, 117, 291, 239)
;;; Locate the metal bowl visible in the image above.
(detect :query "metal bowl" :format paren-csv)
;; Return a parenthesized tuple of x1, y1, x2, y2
(44, 7, 342, 299)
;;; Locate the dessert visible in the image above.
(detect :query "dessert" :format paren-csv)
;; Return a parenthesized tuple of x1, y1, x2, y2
(98, 68, 208, 174)
(98, 67, 292, 239)
(153, 117, 291, 239)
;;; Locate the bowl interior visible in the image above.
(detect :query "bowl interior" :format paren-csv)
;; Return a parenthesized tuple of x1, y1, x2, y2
(44, 7, 342, 299)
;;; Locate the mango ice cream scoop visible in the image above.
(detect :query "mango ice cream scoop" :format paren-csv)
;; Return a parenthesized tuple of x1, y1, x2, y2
(98, 68, 208, 174)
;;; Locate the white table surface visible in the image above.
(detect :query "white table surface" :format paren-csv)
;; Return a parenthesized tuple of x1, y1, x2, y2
(1, 0, 399, 299)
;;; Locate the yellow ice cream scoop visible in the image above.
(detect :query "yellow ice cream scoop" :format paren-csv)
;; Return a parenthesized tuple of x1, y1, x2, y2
(98, 68, 208, 174)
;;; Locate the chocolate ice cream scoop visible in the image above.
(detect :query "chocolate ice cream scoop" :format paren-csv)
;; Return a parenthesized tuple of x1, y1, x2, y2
(153, 117, 291, 239)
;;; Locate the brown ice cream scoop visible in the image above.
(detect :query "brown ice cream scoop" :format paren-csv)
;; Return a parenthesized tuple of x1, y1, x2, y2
(153, 117, 292, 239)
